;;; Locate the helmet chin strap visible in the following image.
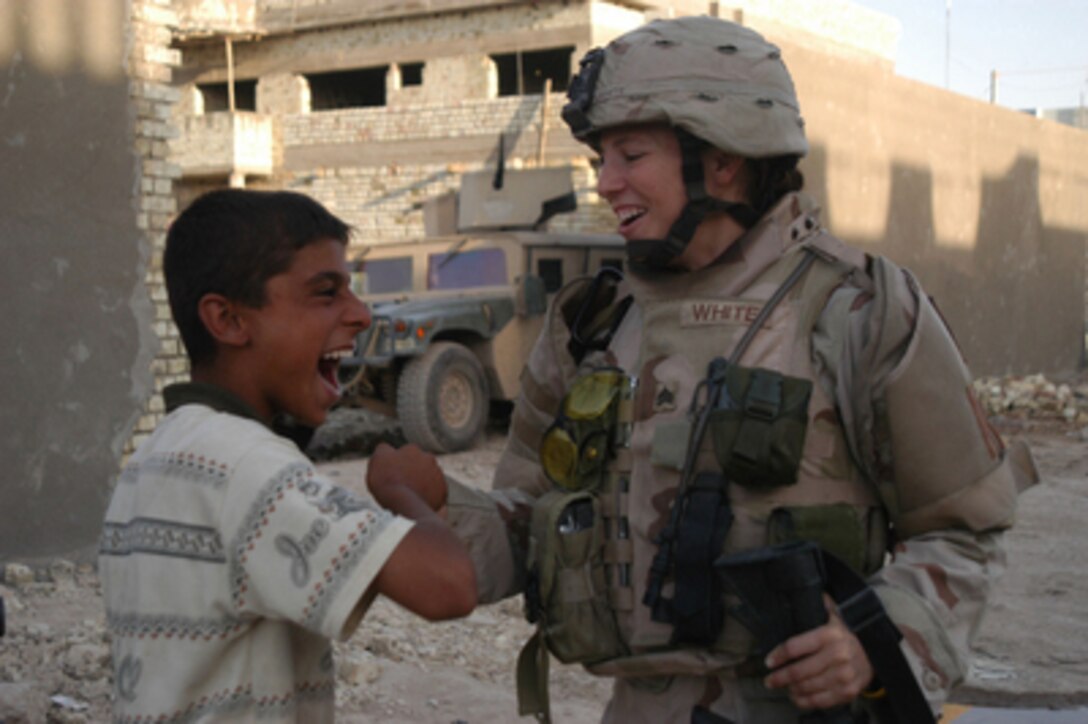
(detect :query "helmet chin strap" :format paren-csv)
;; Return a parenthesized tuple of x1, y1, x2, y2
(626, 129, 760, 271)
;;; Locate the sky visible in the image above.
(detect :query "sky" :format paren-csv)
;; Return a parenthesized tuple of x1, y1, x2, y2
(850, 0, 1088, 112)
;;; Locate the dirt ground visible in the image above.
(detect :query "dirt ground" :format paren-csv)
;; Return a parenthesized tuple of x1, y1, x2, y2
(2, 421, 1087, 722)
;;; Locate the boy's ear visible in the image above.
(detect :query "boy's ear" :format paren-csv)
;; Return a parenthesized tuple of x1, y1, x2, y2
(197, 293, 250, 348)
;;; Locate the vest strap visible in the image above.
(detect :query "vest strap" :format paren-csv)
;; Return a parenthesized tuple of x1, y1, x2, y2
(822, 552, 936, 724)
(516, 629, 552, 723)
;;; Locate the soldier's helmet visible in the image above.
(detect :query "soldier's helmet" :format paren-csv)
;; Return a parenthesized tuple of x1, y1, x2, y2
(562, 15, 808, 159)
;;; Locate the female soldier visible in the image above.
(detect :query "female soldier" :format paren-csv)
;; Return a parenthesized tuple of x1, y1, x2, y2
(443, 15, 1029, 723)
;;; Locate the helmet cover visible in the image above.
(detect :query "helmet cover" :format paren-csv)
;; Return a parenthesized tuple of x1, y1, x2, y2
(563, 16, 808, 158)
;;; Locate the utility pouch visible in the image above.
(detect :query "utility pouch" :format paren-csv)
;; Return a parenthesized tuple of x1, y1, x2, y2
(524, 489, 626, 664)
(708, 366, 812, 489)
(767, 505, 870, 575)
(540, 369, 631, 492)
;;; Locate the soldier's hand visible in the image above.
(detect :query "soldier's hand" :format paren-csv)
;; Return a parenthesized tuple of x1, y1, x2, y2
(367, 443, 448, 513)
(762, 594, 874, 711)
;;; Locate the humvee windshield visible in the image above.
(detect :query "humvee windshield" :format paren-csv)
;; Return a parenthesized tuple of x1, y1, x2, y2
(354, 256, 413, 295)
(427, 247, 507, 290)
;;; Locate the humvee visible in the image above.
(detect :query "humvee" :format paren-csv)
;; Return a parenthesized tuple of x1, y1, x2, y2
(339, 166, 625, 453)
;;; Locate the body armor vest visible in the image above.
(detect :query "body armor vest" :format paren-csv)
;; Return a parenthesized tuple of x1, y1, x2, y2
(548, 217, 884, 679)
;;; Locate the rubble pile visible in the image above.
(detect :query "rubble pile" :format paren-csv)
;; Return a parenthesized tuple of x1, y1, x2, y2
(973, 374, 1088, 429)
(0, 559, 605, 722)
(0, 563, 109, 724)
(3, 377, 1087, 720)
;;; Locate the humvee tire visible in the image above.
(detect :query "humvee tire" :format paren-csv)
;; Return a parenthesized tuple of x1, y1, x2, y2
(397, 342, 488, 453)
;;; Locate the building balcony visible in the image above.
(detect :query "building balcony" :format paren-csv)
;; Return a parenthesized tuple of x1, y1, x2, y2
(172, 111, 274, 178)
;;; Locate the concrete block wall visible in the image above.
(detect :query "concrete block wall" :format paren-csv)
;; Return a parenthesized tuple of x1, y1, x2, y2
(175, 1, 622, 245)
(281, 94, 557, 147)
(275, 92, 604, 239)
(129, 0, 184, 454)
(181, 1, 596, 97)
(285, 163, 458, 243)
(258, 72, 309, 114)
(386, 55, 497, 108)
(0, 0, 180, 560)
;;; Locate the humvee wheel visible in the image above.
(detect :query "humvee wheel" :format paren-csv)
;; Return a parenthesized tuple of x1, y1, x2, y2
(398, 342, 488, 453)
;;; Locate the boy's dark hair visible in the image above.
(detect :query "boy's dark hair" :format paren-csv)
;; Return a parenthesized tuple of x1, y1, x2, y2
(164, 189, 352, 366)
(747, 154, 805, 218)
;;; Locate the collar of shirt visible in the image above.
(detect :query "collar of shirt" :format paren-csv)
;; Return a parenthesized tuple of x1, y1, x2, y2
(163, 382, 270, 429)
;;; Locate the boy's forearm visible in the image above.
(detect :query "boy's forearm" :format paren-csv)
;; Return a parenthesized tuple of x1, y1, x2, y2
(371, 483, 477, 619)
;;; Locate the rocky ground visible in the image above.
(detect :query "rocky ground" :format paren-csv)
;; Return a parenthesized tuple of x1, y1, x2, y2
(3, 374, 1088, 722)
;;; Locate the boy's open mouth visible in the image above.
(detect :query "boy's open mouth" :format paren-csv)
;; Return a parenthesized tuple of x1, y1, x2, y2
(318, 348, 351, 394)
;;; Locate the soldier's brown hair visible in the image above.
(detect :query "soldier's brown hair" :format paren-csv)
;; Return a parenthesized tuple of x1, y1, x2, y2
(746, 154, 805, 218)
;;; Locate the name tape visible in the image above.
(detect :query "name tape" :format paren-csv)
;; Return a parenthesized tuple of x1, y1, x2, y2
(680, 300, 764, 327)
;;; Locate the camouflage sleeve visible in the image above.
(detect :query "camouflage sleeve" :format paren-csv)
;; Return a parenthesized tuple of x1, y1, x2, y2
(446, 282, 582, 604)
(812, 255, 1033, 711)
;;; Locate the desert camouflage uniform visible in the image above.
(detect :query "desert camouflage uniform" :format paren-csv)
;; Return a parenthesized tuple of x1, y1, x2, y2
(447, 191, 1030, 723)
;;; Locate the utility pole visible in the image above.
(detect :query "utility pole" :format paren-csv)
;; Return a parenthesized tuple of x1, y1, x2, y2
(225, 36, 235, 112)
(989, 69, 999, 104)
(537, 78, 551, 166)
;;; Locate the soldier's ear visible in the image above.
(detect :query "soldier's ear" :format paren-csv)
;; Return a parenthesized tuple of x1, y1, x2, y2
(705, 150, 746, 199)
(198, 293, 250, 348)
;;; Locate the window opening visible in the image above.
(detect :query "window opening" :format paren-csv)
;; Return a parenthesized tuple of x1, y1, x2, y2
(306, 66, 389, 110)
(400, 62, 424, 87)
(198, 80, 257, 112)
(537, 258, 564, 293)
(491, 46, 574, 97)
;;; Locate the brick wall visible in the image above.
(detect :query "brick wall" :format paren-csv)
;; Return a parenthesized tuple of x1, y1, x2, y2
(174, 1, 626, 247)
(181, 1, 595, 93)
(270, 92, 607, 242)
(128, 0, 183, 453)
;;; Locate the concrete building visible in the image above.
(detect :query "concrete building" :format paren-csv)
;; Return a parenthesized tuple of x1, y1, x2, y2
(1, 0, 178, 561)
(3, 0, 1088, 562)
(1027, 106, 1088, 131)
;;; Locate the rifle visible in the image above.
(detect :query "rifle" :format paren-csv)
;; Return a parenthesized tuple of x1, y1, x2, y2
(716, 541, 853, 723)
(716, 541, 936, 724)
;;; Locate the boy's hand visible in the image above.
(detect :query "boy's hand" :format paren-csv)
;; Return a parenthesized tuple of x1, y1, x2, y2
(367, 442, 447, 512)
(762, 595, 874, 711)
(366, 442, 476, 620)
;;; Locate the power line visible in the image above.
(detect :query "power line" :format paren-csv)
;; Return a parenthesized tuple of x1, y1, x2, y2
(999, 79, 1088, 92)
(994, 65, 1087, 77)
